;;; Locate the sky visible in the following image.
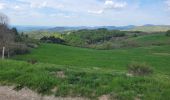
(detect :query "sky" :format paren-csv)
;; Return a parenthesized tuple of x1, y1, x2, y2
(0, 0, 170, 26)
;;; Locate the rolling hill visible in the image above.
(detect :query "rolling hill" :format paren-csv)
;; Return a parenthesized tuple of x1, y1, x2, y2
(129, 25, 170, 32)
(13, 25, 170, 32)
(1, 32, 170, 99)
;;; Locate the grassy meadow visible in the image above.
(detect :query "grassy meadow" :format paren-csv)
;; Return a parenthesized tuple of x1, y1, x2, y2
(14, 43, 170, 74)
(1, 33, 170, 100)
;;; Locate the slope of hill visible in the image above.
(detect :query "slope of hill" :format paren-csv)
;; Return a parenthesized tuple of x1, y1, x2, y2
(1, 43, 169, 99)
(129, 25, 170, 32)
(1, 32, 170, 99)
(14, 43, 170, 72)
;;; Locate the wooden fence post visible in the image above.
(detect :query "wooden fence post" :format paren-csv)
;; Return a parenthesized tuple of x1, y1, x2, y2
(2, 46, 5, 59)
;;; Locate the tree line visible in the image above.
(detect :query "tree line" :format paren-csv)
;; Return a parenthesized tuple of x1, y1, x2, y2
(63, 28, 126, 47)
(0, 13, 38, 59)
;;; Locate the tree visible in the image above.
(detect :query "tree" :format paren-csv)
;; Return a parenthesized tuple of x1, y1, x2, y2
(0, 13, 8, 26)
(11, 27, 19, 35)
(0, 13, 15, 59)
(166, 30, 170, 37)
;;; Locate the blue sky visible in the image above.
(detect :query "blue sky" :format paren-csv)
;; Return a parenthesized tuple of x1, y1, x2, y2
(0, 0, 170, 26)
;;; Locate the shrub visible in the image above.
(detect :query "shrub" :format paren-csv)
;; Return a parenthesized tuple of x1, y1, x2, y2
(122, 41, 141, 48)
(12, 45, 30, 55)
(27, 59, 38, 64)
(166, 30, 170, 36)
(40, 36, 65, 44)
(128, 62, 153, 76)
(133, 34, 138, 37)
(27, 43, 38, 48)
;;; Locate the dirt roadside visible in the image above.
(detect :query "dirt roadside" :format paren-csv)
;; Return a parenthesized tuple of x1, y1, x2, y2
(0, 86, 88, 100)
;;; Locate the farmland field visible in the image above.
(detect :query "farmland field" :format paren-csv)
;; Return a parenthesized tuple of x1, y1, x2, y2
(1, 39, 170, 99)
(14, 43, 170, 74)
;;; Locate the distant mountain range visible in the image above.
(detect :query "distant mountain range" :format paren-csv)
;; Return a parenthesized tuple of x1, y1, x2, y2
(13, 25, 170, 32)
(12, 25, 52, 32)
(13, 25, 136, 32)
(45, 25, 136, 32)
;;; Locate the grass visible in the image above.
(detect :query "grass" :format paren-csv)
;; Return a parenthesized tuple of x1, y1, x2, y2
(14, 43, 170, 74)
(1, 59, 170, 100)
(87, 33, 170, 50)
(128, 33, 170, 44)
(1, 39, 170, 99)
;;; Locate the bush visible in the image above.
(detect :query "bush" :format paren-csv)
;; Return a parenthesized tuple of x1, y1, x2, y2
(27, 59, 38, 64)
(122, 41, 141, 48)
(40, 36, 65, 44)
(128, 62, 153, 76)
(27, 43, 38, 48)
(133, 34, 138, 37)
(166, 30, 170, 36)
(13, 48, 30, 55)
(12, 44, 30, 55)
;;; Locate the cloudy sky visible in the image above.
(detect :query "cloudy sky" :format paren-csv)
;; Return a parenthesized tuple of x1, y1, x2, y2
(0, 0, 170, 26)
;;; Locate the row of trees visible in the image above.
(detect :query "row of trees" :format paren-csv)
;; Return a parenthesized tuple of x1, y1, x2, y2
(63, 28, 126, 47)
(0, 13, 14, 59)
(166, 30, 170, 36)
(0, 13, 33, 59)
(40, 36, 65, 44)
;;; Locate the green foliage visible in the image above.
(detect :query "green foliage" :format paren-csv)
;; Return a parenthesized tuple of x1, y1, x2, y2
(63, 29, 126, 47)
(133, 34, 138, 37)
(12, 45, 30, 55)
(128, 62, 153, 76)
(40, 36, 65, 44)
(11, 31, 40, 56)
(11, 27, 19, 35)
(26, 31, 62, 39)
(27, 30, 170, 50)
(64, 31, 169, 50)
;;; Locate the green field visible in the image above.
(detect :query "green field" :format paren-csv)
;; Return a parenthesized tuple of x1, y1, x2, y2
(128, 34, 170, 43)
(1, 33, 170, 100)
(13, 43, 170, 74)
(0, 42, 170, 99)
(129, 25, 170, 32)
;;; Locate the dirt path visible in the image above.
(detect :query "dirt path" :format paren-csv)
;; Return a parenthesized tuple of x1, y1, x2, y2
(0, 86, 88, 100)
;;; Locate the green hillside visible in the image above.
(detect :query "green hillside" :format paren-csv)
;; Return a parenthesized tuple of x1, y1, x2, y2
(126, 33, 170, 46)
(26, 31, 62, 39)
(1, 32, 170, 100)
(14, 43, 170, 73)
(129, 25, 170, 32)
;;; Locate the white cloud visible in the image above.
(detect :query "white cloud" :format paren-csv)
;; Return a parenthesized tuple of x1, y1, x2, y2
(0, 3, 6, 10)
(88, 0, 127, 14)
(19, 0, 64, 9)
(104, 0, 127, 9)
(13, 5, 21, 10)
(88, 10, 104, 14)
(30, 1, 48, 8)
(166, 0, 170, 9)
(2, 0, 169, 26)
(49, 13, 74, 19)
